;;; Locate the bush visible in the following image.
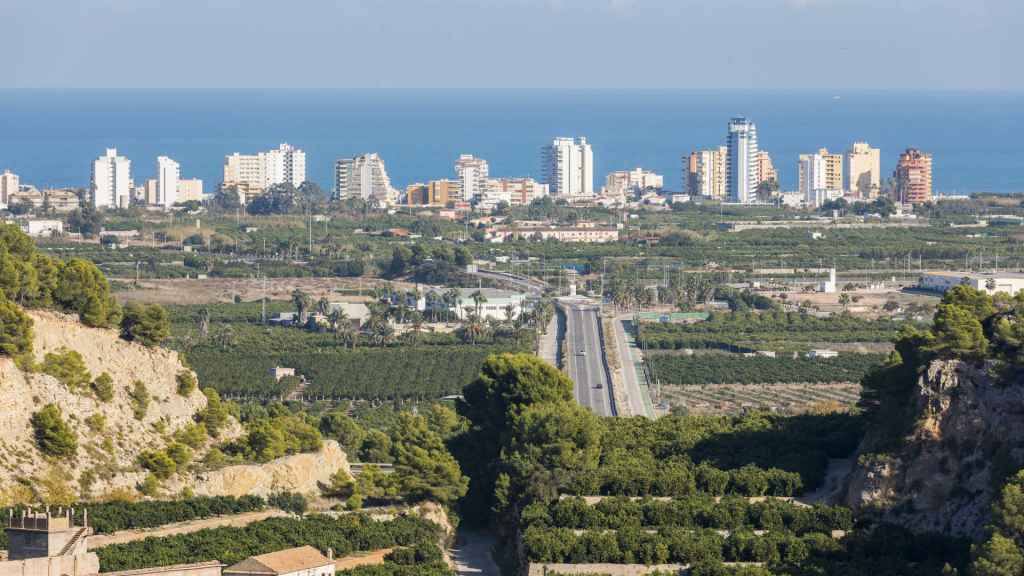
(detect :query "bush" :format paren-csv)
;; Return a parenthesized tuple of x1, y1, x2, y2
(41, 348, 92, 391)
(176, 371, 198, 396)
(268, 492, 308, 515)
(138, 450, 177, 479)
(30, 404, 77, 458)
(92, 372, 114, 401)
(129, 380, 150, 420)
(121, 302, 171, 347)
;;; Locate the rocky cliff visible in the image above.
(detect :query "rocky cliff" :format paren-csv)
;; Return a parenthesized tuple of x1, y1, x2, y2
(843, 359, 1024, 538)
(0, 311, 241, 500)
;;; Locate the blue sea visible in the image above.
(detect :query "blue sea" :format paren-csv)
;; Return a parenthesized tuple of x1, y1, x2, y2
(1, 90, 1022, 194)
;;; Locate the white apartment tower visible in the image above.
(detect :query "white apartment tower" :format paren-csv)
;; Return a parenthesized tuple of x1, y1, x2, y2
(541, 137, 593, 198)
(799, 152, 829, 207)
(267, 143, 306, 188)
(156, 156, 180, 208)
(0, 170, 19, 209)
(222, 143, 305, 201)
(846, 142, 881, 198)
(725, 117, 759, 204)
(454, 154, 490, 201)
(334, 153, 397, 204)
(91, 148, 131, 209)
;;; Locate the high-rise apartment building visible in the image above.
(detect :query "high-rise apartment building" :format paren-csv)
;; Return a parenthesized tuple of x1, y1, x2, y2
(894, 148, 933, 205)
(334, 153, 397, 204)
(156, 156, 179, 208)
(604, 168, 663, 197)
(454, 155, 489, 202)
(846, 142, 881, 198)
(798, 153, 829, 207)
(0, 169, 19, 208)
(91, 148, 132, 209)
(540, 137, 593, 198)
(685, 147, 726, 199)
(725, 117, 759, 203)
(222, 143, 305, 202)
(798, 148, 843, 200)
(756, 151, 777, 188)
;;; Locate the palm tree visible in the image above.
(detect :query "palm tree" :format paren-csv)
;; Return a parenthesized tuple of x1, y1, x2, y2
(444, 288, 460, 324)
(405, 310, 424, 345)
(372, 320, 395, 347)
(316, 296, 330, 317)
(470, 290, 487, 318)
(503, 303, 517, 326)
(291, 289, 312, 325)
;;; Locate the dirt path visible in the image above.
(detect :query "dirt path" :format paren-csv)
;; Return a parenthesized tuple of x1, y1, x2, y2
(451, 529, 500, 576)
(86, 509, 292, 549)
(800, 457, 854, 505)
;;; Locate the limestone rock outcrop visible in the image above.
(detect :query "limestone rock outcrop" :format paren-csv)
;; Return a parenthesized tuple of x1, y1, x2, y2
(843, 359, 1024, 538)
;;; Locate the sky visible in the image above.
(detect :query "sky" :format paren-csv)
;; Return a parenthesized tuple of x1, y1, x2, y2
(0, 0, 1021, 90)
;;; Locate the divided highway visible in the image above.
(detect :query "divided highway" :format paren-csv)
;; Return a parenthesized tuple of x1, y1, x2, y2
(564, 302, 616, 417)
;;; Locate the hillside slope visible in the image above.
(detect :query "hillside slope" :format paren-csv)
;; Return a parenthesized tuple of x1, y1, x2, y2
(0, 310, 239, 499)
(843, 358, 1024, 538)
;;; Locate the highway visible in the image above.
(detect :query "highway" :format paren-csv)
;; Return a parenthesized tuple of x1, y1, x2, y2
(564, 302, 616, 417)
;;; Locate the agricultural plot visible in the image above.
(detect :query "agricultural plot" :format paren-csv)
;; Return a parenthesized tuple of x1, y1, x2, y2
(661, 383, 862, 415)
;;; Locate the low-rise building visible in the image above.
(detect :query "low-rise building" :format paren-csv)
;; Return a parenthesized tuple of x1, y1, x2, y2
(222, 546, 334, 576)
(44, 188, 82, 212)
(488, 225, 619, 243)
(919, 271, 1024, 296)
(6, 185, 44, 210)
(19, 219, 64, 237)
(423, 287, 526, 321)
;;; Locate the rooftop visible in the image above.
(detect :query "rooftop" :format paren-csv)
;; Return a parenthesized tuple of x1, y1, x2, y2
(224, 546, 333, 576)
(923, 270, 1024, 280)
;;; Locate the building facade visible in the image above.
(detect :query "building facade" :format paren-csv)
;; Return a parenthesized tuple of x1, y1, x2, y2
(756, 151, 777, 189)
(334, 153, 397, 204)
(177, 178, 204, 202)
(894, 148, 933, 205)
(686, 147, 726, 199)
(43, 188, 81, 212)
(604, 168, 663, 198)
(156, 156, 179, 208)
(846, 142, 881, 198)
(725, 117, 759, 203)
(919, 271, 1024, 296)
(798, 148, 842, 195)
(406, 179, 459, 206)
(540, 137, 593, 198)
(222, 143, 305, 201)
(454, 154, 489, 202)
(91, 148, 131, 209)
(0, 169, 18, 209)
(423, 287, 527, 321)
(487, 177, 547, 207)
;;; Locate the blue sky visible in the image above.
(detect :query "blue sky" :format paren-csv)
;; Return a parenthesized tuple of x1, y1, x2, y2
(1, 0, 1020, 89)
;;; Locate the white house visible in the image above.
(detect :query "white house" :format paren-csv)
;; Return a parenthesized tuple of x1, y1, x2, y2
(424, 287, 526, 321)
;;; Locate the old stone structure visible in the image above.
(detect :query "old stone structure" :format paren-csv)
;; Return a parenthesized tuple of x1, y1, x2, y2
(0, 509, 98, 576)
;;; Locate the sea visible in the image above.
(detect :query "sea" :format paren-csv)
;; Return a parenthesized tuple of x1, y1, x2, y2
(1, 89, 1022, 195)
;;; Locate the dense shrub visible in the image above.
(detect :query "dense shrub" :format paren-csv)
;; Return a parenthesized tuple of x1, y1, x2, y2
(91, 372, 114, 401)
(0, 294, 33, 360)
(30, 403, 77, 458)
(648, 352, 886, 385)
(95, 514, 443, 571)
(41, 348, 92, 391)
(121, 302, 171, 347)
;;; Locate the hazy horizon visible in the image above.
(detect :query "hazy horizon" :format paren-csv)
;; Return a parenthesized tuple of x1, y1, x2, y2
(2, 0, 1020, 91)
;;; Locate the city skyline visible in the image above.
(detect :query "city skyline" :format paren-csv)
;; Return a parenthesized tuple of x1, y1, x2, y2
(1, 0, 1020, 90)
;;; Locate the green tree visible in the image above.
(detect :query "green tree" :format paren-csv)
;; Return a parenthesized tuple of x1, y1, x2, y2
(31, 404, 78, 458)
(197, 388, 231, 437)
(387, 413, 469, 506)
(129, 380, 150, 420)
(971, 533, 1024, 576)
(319, 411, 367, 457)
(942, 285, 995, 322)
(927, 304, 989, 359)
(0, 293, 33, 362)
(54, 258, 121, 328)
(121, 302, 171, 347)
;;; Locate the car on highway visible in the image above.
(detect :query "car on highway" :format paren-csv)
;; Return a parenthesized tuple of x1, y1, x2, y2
(577, 349, 586, 356)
